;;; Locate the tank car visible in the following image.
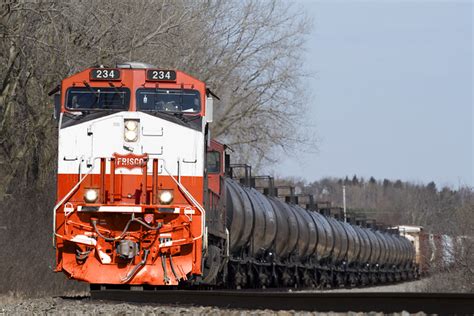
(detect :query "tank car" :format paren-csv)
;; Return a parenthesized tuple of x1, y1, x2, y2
(52, 62, 416, 289)
(206, 172, 416, 288)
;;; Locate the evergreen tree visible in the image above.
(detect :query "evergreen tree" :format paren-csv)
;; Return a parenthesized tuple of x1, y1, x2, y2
(427, 181, 437, 193)
(352, 175, 359, 185)
(394, 179, 403, 188)
(344, 176, 350, 185)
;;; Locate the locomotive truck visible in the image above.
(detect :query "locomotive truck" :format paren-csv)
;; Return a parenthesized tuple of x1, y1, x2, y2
(52, 62, 416, 288)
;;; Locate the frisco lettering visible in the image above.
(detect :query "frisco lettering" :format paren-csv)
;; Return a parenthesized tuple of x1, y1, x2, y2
(116, 157, 145, 167)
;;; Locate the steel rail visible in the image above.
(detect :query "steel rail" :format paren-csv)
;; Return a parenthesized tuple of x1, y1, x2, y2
(90, 289, 474, 314)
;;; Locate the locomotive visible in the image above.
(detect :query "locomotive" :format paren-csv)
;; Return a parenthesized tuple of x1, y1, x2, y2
(52, 62, 416, 289)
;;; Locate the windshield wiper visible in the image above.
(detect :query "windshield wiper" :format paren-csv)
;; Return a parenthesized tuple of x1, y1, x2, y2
(83, 81, 99, 98)
(82, 81, 101, 107)
(147, 110, 192, 125)
(183, 115, 201, 123)
(108, 82, 125, 101)
(63, 110, 89, 120)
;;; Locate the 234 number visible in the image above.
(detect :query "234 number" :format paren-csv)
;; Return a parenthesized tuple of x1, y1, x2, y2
(152, 70, 172, 80)
(95, 69, 115, 79)
(146, 69, 176, 81)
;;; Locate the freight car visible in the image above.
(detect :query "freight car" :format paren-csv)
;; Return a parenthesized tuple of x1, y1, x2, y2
(51, 62, 416, 289)
(211, 173, 416, 288)
(397, 225, 462, 276)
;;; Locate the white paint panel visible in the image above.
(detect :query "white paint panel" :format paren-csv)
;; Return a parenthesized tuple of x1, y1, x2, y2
(58, 112, 204, 177)
(96, 206, 142, 213)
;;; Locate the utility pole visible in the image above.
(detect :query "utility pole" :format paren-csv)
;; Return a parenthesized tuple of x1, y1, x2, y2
(343, 185, 347, 222)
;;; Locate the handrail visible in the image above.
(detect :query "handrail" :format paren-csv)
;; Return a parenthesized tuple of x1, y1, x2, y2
(52, 157, 101, 247)
(161, 160, 207, 250)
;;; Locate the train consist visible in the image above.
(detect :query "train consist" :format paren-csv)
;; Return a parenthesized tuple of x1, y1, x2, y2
(52, 63, 416, 289)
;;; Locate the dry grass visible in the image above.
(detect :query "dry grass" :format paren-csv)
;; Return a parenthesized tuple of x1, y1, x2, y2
(0, 187, 87, 297)
(423, 269, 474, 293)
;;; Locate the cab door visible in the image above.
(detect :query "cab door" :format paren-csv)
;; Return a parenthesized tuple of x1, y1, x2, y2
(206, 150, 222, 195)
(205, 140, 226, 238)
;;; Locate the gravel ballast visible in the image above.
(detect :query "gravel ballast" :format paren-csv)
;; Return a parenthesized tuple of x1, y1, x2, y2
(0, 296, 425, 316)
(0, 279, 429, 315)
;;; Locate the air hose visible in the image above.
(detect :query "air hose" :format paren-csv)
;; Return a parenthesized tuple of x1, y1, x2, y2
(120, 249, 149, 283)
(91, 215, 162, 242)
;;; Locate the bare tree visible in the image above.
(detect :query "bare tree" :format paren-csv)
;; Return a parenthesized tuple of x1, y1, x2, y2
(201, 1, 313, 167)
(1, 0, 312, 193)
(0, 0, 312, 295)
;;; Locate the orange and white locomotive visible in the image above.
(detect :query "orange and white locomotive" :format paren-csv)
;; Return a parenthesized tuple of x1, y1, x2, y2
(53, 62, 214, 285)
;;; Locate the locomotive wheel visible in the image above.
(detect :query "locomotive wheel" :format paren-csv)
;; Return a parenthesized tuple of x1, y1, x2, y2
(202, 245, 222, 284)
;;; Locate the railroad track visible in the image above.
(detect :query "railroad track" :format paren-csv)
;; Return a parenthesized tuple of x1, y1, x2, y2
(90, 289, 474, 314)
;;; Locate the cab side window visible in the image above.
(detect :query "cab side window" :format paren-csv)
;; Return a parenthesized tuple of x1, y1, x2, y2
(207, 151, 220, 174)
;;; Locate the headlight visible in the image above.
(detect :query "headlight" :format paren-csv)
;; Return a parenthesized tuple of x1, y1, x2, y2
(84, 189, 98, 203)
(124, 119, 139, 142)
(159, 190, 173, 204)
(124, 129, 138, 142)
(125, 120, 138, 131)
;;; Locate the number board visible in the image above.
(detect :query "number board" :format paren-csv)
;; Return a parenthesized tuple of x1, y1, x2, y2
(146, 69, 176, 82)
(90, 68, 121, 81)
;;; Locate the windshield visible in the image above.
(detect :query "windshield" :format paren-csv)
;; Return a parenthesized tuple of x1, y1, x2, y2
(136, 89, 200, 113)
(66, 87, 130, 110)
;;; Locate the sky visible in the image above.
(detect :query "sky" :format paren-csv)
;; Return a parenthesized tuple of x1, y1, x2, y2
(278, 0, 473, 188)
